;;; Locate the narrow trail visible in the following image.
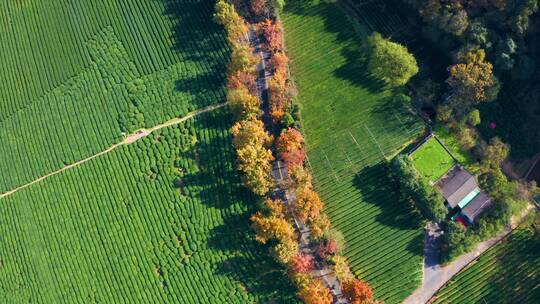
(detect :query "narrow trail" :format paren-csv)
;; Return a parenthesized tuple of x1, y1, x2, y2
(403, 204, 535, 304)
(0, 103, 226, 200)
(250, 27, 348, 304)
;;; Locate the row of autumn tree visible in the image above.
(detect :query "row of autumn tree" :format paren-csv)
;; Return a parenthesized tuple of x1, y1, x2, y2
(214, 1, 376, 303)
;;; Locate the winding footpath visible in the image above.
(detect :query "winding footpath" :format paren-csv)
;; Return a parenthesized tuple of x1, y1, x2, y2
(0, 103, 226, 200)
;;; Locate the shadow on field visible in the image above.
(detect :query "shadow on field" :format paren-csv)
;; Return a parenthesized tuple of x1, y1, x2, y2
(160, 0, 229, 109)
(208, 216, 299, 303)
(353, 163, 421, 231)
(284, 0, 386, 94)
(181, 110, 298, 301)
(352, 163, 423, 256)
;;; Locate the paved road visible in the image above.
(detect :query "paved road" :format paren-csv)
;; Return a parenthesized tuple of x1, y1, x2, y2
(0, 103, 226, 200)
(404, 206, 534, 304)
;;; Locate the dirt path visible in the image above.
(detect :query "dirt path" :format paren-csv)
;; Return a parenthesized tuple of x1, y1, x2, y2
(0, 103, 226, 200)
(403, 205, 534, 304)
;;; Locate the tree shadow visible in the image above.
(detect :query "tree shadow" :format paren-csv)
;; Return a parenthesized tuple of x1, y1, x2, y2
(172, 110, 298, 301)
(208, 214, 299, 303)
(353, 163, 422, 231)
(160, 0, 229, 108)
(285, 0, 387, 94)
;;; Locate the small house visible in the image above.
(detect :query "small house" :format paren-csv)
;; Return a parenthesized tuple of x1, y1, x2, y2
(436, 165, 492, 225)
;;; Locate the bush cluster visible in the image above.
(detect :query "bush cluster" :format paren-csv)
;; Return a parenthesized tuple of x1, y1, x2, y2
(390, 155, 447, 222)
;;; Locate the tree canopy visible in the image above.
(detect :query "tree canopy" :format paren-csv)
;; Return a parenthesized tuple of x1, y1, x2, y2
(366, 33, 419, 87)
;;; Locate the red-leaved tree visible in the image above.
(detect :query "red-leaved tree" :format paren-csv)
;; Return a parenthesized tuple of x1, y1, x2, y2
(250, 0, 267, 17)
(342, 279, 374, 304)
(260, 19, 283, 53)
(291, 253, 315, 273)
(315, 238, 339, 260)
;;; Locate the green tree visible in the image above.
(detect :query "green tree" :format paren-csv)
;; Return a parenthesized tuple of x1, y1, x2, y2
(366, 33, 419, 87)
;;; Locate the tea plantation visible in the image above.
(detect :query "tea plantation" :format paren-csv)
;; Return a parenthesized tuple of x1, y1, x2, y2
(283, 0, 425, 302)
(433, 227, 540, 303)
(0, 0, 297, 302)
(0, 110, 296, 303)
(0, 0, 228, 193)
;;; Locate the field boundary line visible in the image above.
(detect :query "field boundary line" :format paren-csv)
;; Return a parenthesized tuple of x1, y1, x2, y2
(364, 124, 385, 158)
(0, 103, 226, 200)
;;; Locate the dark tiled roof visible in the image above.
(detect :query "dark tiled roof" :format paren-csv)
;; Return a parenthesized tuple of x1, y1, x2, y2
(438, 166, 479, 208)
(461, 191, 492, 223)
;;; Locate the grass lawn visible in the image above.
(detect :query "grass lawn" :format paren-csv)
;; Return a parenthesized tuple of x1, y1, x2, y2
(283, 1, 425, 302)
(433, 126, 477, 169)
(411, 137, 456, 182)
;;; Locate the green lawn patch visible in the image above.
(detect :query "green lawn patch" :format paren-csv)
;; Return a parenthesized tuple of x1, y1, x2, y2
(411, 137, 455, 182)
(433, 125, 476, 169)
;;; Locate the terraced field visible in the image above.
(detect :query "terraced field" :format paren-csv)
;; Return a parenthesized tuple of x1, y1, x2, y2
(0, 0, 227, 193)
(283, 1, 425, 302)
(433, 227, 540, 303)
(0, 110, 296, 303)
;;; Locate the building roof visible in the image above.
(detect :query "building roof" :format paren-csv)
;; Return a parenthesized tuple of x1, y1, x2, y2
(461, 191, 492, 224)
(437, 166, 479, 208)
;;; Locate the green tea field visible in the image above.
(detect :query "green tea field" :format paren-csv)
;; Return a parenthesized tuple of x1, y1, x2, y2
(0, 110, 296, 303)
(283, 0, 425, 302)
(433, 227, 540, 303)
(0, 0, 297, 302)
(0, 0, 228, 193)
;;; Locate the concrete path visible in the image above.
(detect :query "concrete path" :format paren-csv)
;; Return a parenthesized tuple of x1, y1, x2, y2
(0, 103, 226, 200)
(404, 205, 534, 304)
(252, 25, 347, 303)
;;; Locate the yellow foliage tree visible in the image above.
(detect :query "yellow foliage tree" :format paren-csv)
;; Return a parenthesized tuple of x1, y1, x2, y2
(331, 255, 354, 283)
(272, 238, 298, 264)
(447, 49, 497, 116)
(229, 43, 258, 75)
(214, 0, 248, 44)
(295, 187, 324, 223)
(231, 119, 272, 150)
(236, 144, 274, 195)
(298, 279, 333, 304)
(250, 212, 295, 244)
(227, 88, 261, 120)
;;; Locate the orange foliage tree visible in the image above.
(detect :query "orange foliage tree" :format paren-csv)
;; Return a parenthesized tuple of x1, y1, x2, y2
(298, 279, 333, 304)
(269, 51, 289, 73)
(277, 128, 303, 153)
(277, 128, 306, 171)
(342, 279, 374, 304)
(228, 71, 257, 96)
